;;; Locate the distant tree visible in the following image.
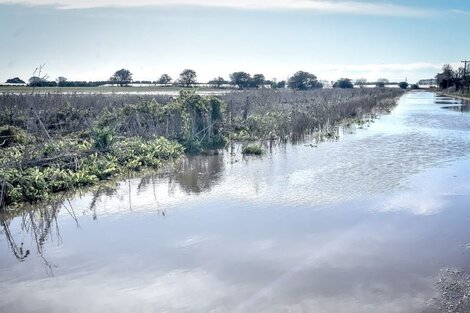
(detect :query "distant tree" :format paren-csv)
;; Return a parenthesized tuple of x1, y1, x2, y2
(398, 81, 409, 89)
(157, 74, 172, 85)
(276, 80, 286, 89)
(436, 64, 456, 89)
(110, 69, 133, 86)
(251, 74, 265, 88)
(57, 81, 108, 87)
(6, 77, 25, 84)
(28, 76, 57, 87)
(376, 78, 389, 88)
(230, 72, 252, 89)
(288, 71, 322, 90)
(333, 78, 354, 89)
(179, 69, 197, 87)
(410, 84, 419, 90)
(355, 78, 367, 88)
(56, 76, 67, 87)
(441, 64, 454, 74)
(208, 76, 227, 88)
(28, 76, 46, 87)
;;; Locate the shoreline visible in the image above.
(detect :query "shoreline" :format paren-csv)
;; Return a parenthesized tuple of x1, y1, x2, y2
(438, 92, 470, 101)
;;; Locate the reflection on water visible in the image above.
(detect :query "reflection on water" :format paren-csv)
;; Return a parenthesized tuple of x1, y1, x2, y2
(442, 104, 470, 113)
(1, 92, 470, 313)
(0, 202, 65, 276)
(437, 94, 470, 113)
(174, 154, 224, 194)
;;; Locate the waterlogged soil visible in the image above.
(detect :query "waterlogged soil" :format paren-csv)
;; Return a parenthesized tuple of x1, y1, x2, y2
(1, 91, 470, 313)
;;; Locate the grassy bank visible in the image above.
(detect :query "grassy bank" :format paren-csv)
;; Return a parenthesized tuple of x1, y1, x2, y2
(0, 88, 403, 208)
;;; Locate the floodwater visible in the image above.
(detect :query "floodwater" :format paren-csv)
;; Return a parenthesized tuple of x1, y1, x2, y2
(1, 91, 470, 313)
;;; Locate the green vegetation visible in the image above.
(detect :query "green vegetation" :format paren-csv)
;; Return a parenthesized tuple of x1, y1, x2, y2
(0, 87, 403, 208)
(0, 126, 27, 148)
(242, 143, 263, 155)
(0, 90, 227, 207)
(0, 136, 183, 206)
(224, 88, 402, 141)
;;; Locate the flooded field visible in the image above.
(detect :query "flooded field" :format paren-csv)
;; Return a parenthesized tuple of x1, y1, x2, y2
(1, 91, 470, 313)
(0, 86, 232, 96)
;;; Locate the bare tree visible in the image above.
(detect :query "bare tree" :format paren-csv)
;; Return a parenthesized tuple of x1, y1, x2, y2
(355, 78, 367, 88)
(56, 76, 67, 87)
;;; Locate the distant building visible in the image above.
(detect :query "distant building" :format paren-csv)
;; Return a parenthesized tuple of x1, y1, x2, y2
(418, 79, 437, 87)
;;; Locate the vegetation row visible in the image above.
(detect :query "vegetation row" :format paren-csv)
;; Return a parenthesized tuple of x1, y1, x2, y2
(0, 88, 403, 208)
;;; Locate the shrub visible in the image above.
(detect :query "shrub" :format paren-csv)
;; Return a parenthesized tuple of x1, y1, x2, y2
(91, 127, 114, 150)
(333, 78, 354, 89)
(0, 126, 27, 148)
(398, 82, 409, 89)
(242, 143, 263, 155)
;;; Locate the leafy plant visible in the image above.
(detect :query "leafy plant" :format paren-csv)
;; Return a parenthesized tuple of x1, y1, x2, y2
(0, 126, 27, 148)
(242, 143, 263, 155)
(91, 127, 114, 150)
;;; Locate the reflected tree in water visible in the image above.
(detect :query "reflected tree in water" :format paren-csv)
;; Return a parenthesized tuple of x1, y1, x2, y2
(173, 154, 224, 194)
(1, 219, 30, 261)
(0, 199, 78, 276)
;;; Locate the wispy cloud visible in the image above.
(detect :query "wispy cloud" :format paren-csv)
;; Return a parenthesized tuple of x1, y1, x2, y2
(0, 0, 433, 17)
(303, 62, 445, 81)
(452, 9, 470, 16)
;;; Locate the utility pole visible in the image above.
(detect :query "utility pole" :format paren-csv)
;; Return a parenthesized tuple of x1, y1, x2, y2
(462, 60, 469, 78)
(462, 60, 470, 93)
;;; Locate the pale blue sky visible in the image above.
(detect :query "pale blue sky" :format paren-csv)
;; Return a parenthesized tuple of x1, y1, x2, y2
(1, 0, 469, 83)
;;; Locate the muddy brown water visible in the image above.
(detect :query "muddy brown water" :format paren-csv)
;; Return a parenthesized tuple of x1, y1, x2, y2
(1, 91, 470, 313)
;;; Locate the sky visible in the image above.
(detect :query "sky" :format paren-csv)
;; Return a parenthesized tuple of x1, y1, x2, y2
(0, 0, 470, 83)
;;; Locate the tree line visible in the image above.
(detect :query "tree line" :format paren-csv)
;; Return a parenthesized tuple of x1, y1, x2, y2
(435, 63, 470, 92)
(4, 68, 408, 90)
